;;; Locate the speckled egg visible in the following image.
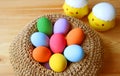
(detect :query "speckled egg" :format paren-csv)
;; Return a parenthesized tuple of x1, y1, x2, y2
(54, 18, 70, 34)
(37, 17, 53, 36)
(50, 33, 67, 53)
(49, 53, 67, 72)
(32, 46, 52, 63)
(66, 28, 84, 45)
(30, 32, 49, 47)
(64, 45, 84, 62)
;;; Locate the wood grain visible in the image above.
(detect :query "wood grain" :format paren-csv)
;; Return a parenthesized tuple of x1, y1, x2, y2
(0, 0, 120, 76)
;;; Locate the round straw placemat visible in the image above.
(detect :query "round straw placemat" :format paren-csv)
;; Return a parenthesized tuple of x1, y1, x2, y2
(9, 14, 103, 76)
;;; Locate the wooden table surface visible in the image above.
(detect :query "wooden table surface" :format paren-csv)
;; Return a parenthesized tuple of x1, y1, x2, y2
(0, 0, 120, 76)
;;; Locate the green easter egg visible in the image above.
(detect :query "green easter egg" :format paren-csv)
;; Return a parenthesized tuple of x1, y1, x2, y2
(37, 17, 53, 36)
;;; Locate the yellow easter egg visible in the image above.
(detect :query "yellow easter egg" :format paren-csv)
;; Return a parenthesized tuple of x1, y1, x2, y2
(88, 12, 115, 31)
(49, 53, 67, 72)
(63, 2, 89, 18)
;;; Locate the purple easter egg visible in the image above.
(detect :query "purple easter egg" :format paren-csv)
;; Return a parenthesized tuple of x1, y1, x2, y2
(43, 62, 51, 69)
(54, 18, 70, 34)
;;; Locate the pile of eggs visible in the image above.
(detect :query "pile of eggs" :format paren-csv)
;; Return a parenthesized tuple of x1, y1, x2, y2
(30, 17, 85, 72)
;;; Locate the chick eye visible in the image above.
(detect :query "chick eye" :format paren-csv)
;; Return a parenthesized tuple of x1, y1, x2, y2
(76, 12, 78, 14)
(102, 24, 104, 26)
(92, 18, 94, 21)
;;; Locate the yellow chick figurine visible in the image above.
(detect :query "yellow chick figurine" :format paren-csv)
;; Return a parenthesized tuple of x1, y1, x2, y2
(63, 0, 89, 19)
(88, 2, 116, 31)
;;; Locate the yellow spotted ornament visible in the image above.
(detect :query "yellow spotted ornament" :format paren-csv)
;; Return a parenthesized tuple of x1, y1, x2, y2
(63, 0, 89, 19)
(88, 2, 116, 31)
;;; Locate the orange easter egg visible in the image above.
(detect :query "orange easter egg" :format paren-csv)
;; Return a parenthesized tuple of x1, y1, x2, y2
(32, 46, 52, 63)
(66, 28, 84, 45)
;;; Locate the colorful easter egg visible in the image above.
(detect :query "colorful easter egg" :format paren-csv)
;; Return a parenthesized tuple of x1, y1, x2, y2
(32, 46, 52, 63)
(49, 53, 67, 72)
(30, 32, 49, 47)
(66, 28, 84, 45)
(64, 45, 84, 62)
(88, 2, 116, 31)
(43, 62, 51, 69)
(54, 18, 70, 34)
(50, 34, 67, 53)
(37, 17, 53, 36)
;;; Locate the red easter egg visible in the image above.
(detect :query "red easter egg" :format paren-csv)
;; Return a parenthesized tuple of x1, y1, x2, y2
(50, 33, 67, 53)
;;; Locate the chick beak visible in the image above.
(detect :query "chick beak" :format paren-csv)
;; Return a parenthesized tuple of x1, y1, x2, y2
(69, 12, 73, 14)
(95, 23, 99, 26)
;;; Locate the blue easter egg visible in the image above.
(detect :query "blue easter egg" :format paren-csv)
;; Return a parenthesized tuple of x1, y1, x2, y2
(63, 45, 84, 62)
(30, 32, 49, 47)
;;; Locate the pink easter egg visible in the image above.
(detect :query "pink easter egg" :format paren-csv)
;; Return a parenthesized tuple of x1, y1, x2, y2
(50, 33, 67, 53)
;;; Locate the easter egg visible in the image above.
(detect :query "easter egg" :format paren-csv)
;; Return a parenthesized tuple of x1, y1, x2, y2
(66, 28, 84, 45)
(49, 53, 67, 72)
(30, 32, 49, 47)
(50, 34, 67, 53)
(43, 62, 51, 69)
(54, 18, 70, 34)
(88, 2, 116, 31)
(32, 46, 52, 63)
(64, 45, 84, 62)
(37, 17, 53, 36)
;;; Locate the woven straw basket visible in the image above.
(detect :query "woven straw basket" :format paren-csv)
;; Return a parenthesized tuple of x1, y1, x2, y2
(9, 14, 103, 76)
